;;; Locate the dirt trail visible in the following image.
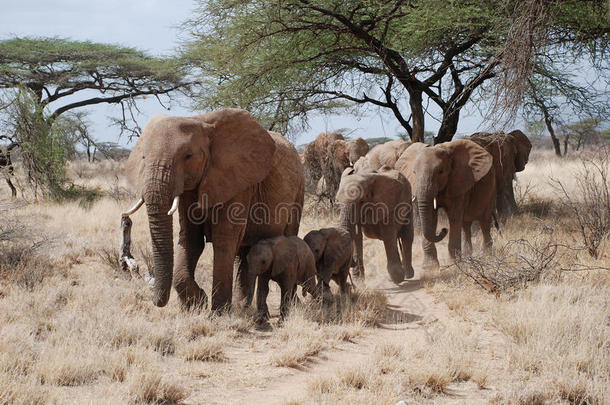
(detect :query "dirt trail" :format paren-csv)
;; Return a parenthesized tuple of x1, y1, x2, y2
(185, 268, 507, 405)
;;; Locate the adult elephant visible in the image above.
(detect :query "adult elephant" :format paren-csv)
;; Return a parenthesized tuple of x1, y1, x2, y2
(395, 140, 495, 268)
(353, 139, 411, 172)
(469, 130, 532, 219)
(303, 132, 369, 200)
(123, 109, 304, 311)
(336, 166, 414, 284)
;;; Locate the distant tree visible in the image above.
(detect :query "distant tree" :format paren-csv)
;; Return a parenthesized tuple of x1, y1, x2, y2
(560, 118, 608, 154)
(522, 62, 608, 157)
(183, 0, 608, 143)
(0, 37, 193, 139)
(0, 37, 194, 197)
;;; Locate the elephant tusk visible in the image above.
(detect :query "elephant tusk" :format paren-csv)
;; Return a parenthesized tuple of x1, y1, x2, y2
(433, 198, 437, 210)
(122, 198, 144, 217)
(411, 196, 416, 203)
(167, 196, 180, 216)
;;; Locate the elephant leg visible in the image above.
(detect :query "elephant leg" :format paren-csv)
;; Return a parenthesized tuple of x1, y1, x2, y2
(255, 275, 271, 323)
(496, 193, 510, 221)
(352, 224, 365, 280)
(174, 210, 206, 310)
(479, 217, 493, 253)
(507, 182, 518, 214)
(279, 283, 293, 321)
(382, 232, 404, 284)
(462, 222, 473, 257)
(211, 219, 246, 312)
(399, 223, 414, 279)
(235, 247, 250, 305)
(446, 206, 464, 260)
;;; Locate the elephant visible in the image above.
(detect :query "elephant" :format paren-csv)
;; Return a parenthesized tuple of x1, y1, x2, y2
(303, 132, 369, 201)
(336, 166, 414, 284)
(470, 130, 532, 219)
(353, 139, 411, 172)
(395, 140, 495, 268)
(303, 227, 353, 298)
(123, 109, 304, 311)
(246, 235, 317, 322)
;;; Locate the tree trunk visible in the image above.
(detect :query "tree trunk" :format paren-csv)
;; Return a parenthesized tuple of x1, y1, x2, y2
(541, 104, 562, 157)
(435, 107, 460, 144)
(408, 89, 425, 143)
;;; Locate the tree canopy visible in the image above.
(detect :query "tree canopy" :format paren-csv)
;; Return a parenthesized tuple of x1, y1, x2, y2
(0, 37, 194, 197)
(0, 37, 193, 136)
(183, 0, 609, 142)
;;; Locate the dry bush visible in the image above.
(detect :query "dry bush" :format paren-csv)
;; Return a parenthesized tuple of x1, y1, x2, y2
(0, 239, 59, 290)
(128, 370, 187, 404)
(552, 148, 610, 258)
(178, 336, 226, 362)
(452, 228, 567, 293)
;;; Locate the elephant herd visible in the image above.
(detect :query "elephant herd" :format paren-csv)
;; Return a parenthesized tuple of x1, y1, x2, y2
(121, 108, 531, 321)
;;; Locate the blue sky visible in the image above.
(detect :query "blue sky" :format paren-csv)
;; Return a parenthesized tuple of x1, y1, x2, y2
(1, 0, 503, 147)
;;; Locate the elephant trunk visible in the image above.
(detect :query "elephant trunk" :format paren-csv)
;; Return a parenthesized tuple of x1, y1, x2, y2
(144, 164, 178, 307)
(338, 201, 355, 237)
(417, 185, 447, 243)
(146, 211, 174, 307)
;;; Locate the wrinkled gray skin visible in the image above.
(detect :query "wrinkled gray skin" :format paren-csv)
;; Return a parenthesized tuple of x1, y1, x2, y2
(303, 227, 352, 299)
(396, 140, 494, 268)
(353, 139, 411, 172)
(246, 236, 317, 322)
(336, 167, 414, 284)
(469, 130, 532, 220)
(124, 109, 303, 312)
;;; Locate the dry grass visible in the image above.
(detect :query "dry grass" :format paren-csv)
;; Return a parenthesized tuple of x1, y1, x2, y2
(0, 150, 608, 403)
(128, 370, 187, 404)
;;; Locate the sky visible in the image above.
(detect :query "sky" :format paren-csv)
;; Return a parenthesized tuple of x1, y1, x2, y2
(1, 0, 504, 147)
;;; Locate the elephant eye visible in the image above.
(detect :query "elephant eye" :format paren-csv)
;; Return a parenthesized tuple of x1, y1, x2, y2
(185, 153, 193, 160)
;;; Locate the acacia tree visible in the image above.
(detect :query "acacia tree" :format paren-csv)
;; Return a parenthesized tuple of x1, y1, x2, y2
(0, 37, 194, 196)
(183, 0, 608, 143)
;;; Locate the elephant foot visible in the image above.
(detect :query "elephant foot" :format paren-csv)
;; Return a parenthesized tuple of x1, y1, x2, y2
(387, 264, 405, 285)
(404, 265, 415, 279)
(254, 308, 270, 325)
(179, 288, 208, 311)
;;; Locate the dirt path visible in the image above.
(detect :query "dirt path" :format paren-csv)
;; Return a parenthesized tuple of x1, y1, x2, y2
(184, 268, 507, 405)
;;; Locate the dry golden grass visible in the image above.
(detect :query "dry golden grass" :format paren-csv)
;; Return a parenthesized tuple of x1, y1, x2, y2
(0, 148, 608, 403)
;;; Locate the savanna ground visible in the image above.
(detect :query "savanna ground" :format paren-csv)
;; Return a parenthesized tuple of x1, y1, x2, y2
(0, 149, 608, 404)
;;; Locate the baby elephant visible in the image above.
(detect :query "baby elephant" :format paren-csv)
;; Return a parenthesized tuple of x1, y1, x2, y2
(246, 235, 318, 322)
(303, 228, 353, 298)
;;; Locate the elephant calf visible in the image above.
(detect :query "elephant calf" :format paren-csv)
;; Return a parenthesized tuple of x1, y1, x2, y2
(304, 227, 353, 298)
(336, 166, 415, 284)
(246, 236, 317, 322)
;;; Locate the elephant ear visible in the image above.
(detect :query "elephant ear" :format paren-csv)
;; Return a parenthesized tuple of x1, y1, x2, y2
(125, 114, 168, 196)
(271, 237, 298, 277)
(508, 130, 531, 172)
(444, 139, 492, 197)
(196, 109, 276, 208)
(395, 142, 428, 187)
